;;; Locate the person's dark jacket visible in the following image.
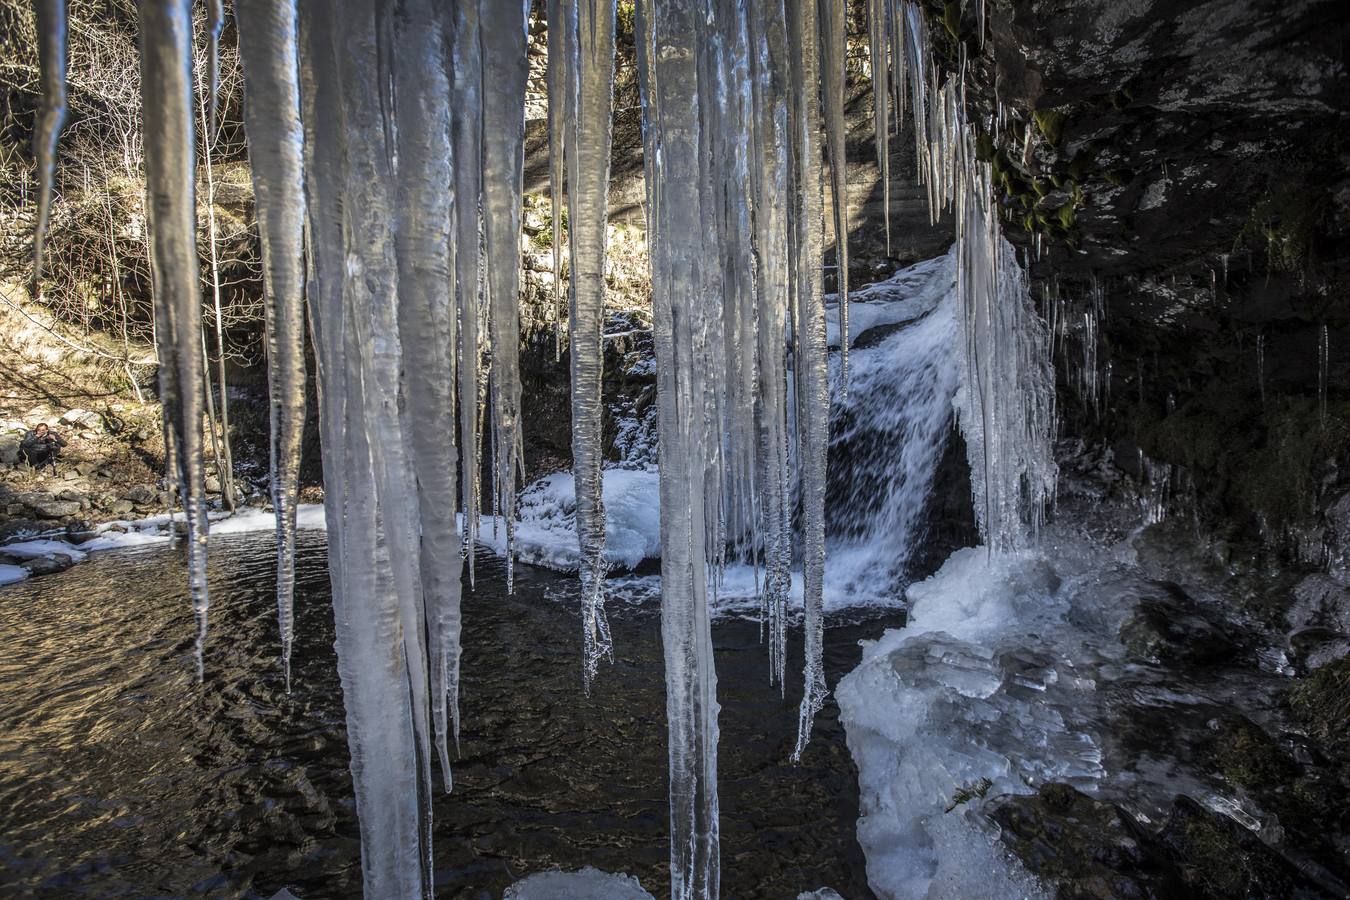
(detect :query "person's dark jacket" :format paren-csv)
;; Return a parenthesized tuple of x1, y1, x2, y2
(19, 430, 66, 468)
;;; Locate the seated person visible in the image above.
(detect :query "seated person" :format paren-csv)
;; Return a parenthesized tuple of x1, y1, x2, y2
(20, 423, 66, 473)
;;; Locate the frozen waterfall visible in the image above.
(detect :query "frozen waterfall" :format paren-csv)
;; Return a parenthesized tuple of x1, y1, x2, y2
(28, 0, 1062, 896)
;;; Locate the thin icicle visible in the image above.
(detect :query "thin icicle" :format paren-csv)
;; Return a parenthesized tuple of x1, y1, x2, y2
(205, 0, 224, 134)
(136, 0, 210, 679)
(1319, 324, 1329, 429)
(818, 0, 849, 393)
(868, 0, 890, 257)
(547, 0, 568, 362)
(560, 0, 617, 690)
(450, 2, 484, 582)
(788, 0, 830, 763)
(478, 0, 531, 592)
(636, 0, 721, 894)
(746, 0, 793, 691)
(235, 0, 306, 692)
(32, 0, 68, 282)
(390, 0, 462, 792)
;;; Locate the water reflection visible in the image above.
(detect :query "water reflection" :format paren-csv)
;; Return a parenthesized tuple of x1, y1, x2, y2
(0, 532, 886, 898)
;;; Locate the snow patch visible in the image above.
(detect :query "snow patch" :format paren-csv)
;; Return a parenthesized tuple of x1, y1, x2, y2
(503, 867, 654, 899)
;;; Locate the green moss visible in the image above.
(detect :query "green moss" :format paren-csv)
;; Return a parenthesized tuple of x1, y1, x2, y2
(1216, 722, 1296, 789)
(1289, 655, 1350, 760)
(1033, 108, 1067, 146)
(1136, 386, 1348, 538)
(1181, 819, 1248, 897)
(941, 1, 962, 40)
(1055, 202, 1076, 230)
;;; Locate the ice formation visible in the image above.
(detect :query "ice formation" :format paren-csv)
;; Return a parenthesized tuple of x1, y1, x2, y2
(234, 0, 307, 689)
(558, 0, 618, 690)
(31, 0, 67, 281)
(505, 867, 655, 900)
(31, 0, 1060, 895)
(137, 0, 211, 680)
(875, 0, 1056, 550)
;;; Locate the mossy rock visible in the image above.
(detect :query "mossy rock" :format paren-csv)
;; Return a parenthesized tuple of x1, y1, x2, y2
(988, 783, 1187, 899)
(1289, 654, 1350, 760)
(1034, 108, 1068, 146)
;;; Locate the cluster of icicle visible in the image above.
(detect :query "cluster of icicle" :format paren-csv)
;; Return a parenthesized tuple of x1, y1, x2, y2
(29, 0, 852, 896)
(30, 0, 1058, 895)
(871, 0, 1057, 552)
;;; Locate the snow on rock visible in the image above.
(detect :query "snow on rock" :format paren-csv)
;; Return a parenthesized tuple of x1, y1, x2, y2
(477, 469, 661, 573)
(0, 504, 330, 580)
(503, 867, 654, 899)
(0, 564, 28, 586)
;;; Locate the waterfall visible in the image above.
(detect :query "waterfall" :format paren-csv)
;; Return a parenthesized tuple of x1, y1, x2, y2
(825, 251, 961, 601)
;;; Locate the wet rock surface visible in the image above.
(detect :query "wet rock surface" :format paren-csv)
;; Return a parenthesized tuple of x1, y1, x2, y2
(1117, 580, 1239, 666)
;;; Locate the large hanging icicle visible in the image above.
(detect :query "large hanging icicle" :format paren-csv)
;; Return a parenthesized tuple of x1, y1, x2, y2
(787, 0, 831, 763)
(234, 0, 307, 691)
(635, 0, 722, 894)
(746, 0, 794, 691)
(297, 1, 438, 893)
(390, 0, 463, 790)
(478, 0, 531, 592)
(547, 0, 568, 361)
(136, 0, 211, 678)
(205, 0, 224, 133)
(557, 0, 617, 690)
(887, 0, 1058, 549)
(817, 0, 849, 391)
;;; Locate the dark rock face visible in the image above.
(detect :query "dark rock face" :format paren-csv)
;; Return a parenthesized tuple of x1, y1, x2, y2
(888, 0, 1350, 555)
(989, 783, 1188, 899)
(1117, 580, 1239, 665)
(990, 784, 1342, 900)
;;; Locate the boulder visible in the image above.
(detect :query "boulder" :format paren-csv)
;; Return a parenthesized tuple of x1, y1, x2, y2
(989, 783, 1186, 899)
(109, 499, 134, 517)
(0, 434, 19, 467)
(20, 552, 75, 576)
(1118, 582, 1238, 666)
(121, 484, 156, 505)
(59, 408, 101, 428)
(27, 498, 82, 520)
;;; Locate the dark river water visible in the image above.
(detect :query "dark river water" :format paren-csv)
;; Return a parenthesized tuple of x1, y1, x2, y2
(0, 531, 894, 898)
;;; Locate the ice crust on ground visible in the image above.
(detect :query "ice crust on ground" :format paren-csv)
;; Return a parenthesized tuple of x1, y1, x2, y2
(835, 497, 1306, 900)
(0, 564, 28, 585)
(503, 866, 655, 899)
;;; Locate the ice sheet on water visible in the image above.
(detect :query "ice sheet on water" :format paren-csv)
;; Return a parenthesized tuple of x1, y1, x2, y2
(0, 565, 29, 586)
(504, 866, 654, 900)
(0, 539, 88, 562)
